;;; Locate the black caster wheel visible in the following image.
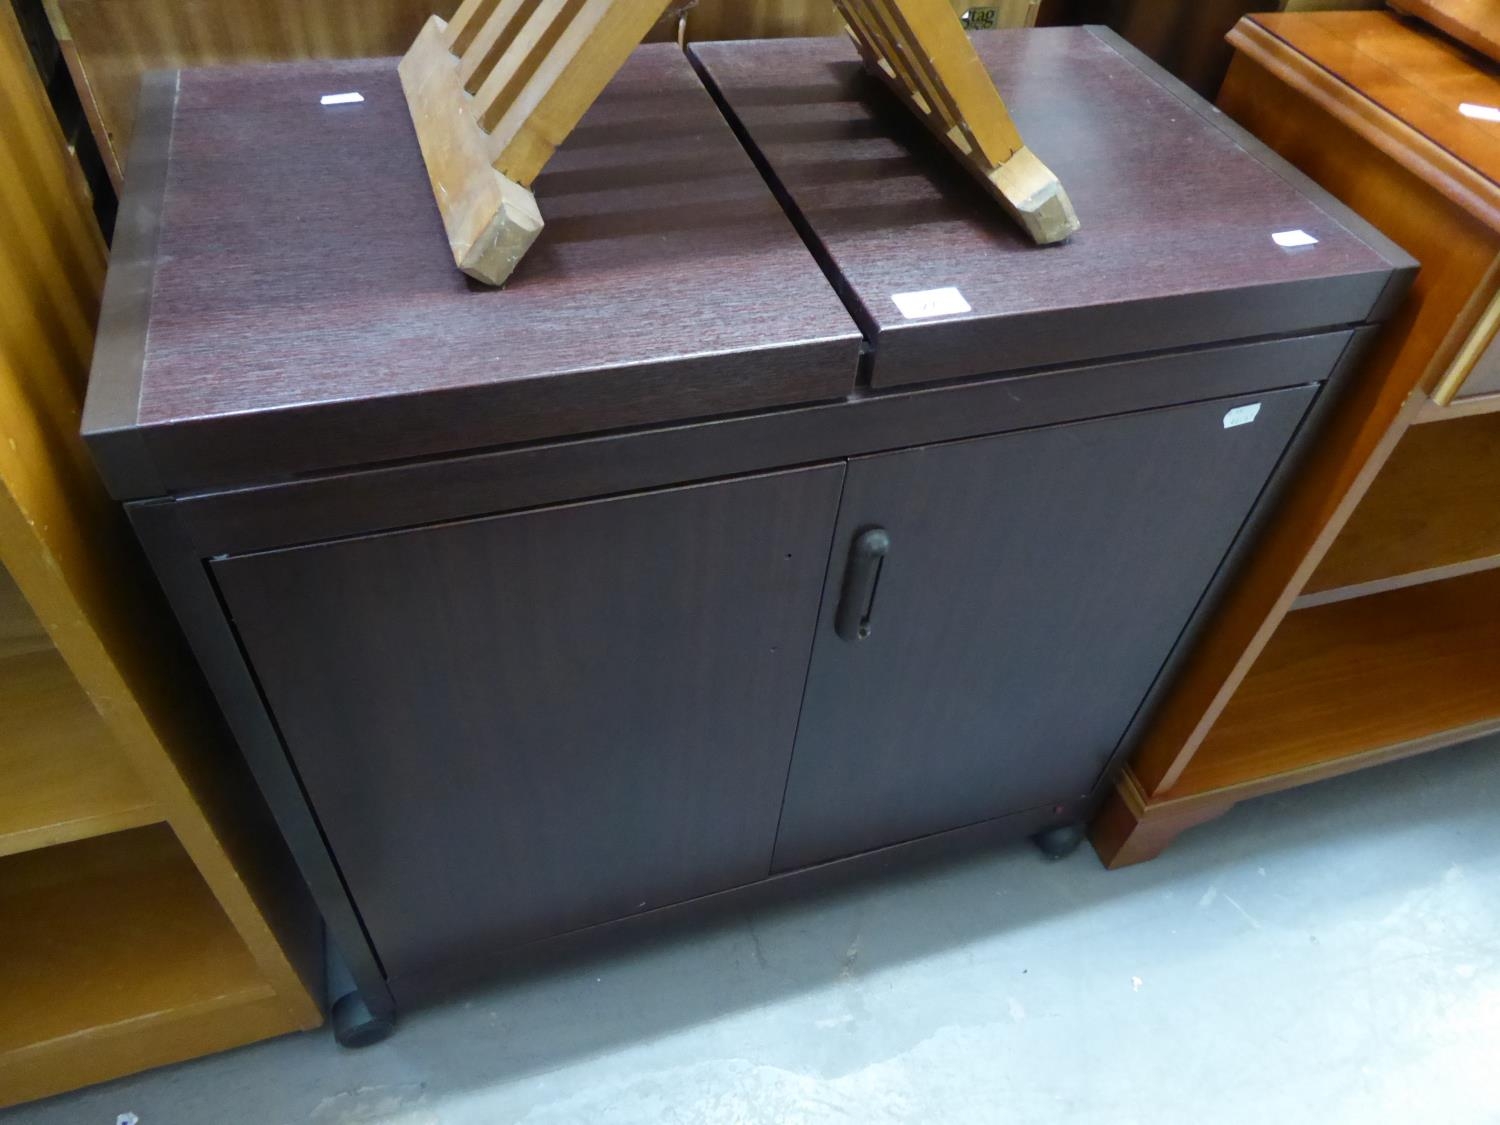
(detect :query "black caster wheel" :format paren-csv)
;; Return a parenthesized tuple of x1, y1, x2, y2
(1033, 822, 1086, 861)
(331, 990, 395, 1048)
(326, 932, 395, 1048)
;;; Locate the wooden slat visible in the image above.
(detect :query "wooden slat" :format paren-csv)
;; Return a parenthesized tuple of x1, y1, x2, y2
(458, 0, 537, 92)
(473, 0, 585, 132)
(446, 0, 505, 52)
(838, 0, 1076, 243)
(483, 0, 667, 184)
(872, 0, 1022, 164)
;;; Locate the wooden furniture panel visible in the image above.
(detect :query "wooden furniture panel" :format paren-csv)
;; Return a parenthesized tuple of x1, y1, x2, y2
(46, 0, 1038, 187)
(0, 827, 289, 1104)
(0, 567, 50, 660)
(213, 466, 844, 988)
(85, 37, 1408, 1017)
(81, 51, 860, 498)
(0, 648, 159, 857)
(1091, 12, 1500, 869)
(1170, 567, 1500, 798)
(1301, 411, 1500, 605)
(1389, 0, 1500, 64)
(1, 3, 319, 1105)
(690, 30, 1401, 389)
(774, 387, 1315, 870)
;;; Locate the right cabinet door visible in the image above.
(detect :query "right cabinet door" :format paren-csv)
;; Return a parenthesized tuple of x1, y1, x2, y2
(773, 386, 1316, 871)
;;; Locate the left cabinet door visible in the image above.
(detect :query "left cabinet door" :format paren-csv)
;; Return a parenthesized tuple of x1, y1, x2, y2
(212, 465, 845, 986)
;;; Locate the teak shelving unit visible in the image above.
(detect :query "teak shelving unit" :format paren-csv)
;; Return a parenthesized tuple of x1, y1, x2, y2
(1093, 10, 1500, 866)
(1, 6, 320, 1107)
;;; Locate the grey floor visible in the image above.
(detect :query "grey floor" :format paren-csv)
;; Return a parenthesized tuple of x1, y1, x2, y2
(16, 735, 1500, 1125)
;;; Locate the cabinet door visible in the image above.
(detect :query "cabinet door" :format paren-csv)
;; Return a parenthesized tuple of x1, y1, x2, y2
(212, 466, 843, 983)
(773, 387, 1316, 871)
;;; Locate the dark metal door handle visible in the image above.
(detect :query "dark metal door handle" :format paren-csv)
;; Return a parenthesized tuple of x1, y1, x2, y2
(835, 527, 890, 642)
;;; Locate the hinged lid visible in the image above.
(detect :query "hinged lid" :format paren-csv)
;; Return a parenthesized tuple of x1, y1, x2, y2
(83, 46, 862, 499)
(691, 29, 1412, 389)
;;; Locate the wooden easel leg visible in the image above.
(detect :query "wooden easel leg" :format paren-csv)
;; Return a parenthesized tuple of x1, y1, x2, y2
(1089, 770, 1236, 869)
(399, 16, 544, 286)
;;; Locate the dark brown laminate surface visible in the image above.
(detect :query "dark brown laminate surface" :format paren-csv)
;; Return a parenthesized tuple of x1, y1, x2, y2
(83, 47, 861, 498)
(212, 465, 845, 982)
(773, 384, 1316, 870)
(691, 29, 1405, 388)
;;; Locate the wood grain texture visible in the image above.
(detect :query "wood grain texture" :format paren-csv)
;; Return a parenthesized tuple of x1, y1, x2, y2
(1301, 411, 1500, 603)
(691, 29, 1402, 388)
(1255, 11, 1500, 189)
(772, 387, 1314, 870)
(169, 331, 1354, 557)
(82, 48, 860, 497)
(47, 0, 466, 185)
(213, 467, 844, 985)
(46, 0, 1038, 195)
(2, 4, 318, 1103)
(1166, 567, 1500, 799)
(0, 649, 160, 858)
(0, 827, 284, 1104)
(1121, 15, 1488, 797)
(1389, 0, 1500, 64)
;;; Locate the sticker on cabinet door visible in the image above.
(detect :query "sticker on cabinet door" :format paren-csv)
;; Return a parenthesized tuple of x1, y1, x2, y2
(891, 287, 971, 319)
(1223, 403, 1262, 429)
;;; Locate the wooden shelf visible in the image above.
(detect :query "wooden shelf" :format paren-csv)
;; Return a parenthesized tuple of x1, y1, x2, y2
(0, 567, 49, 660)
(1170, 567, 1500, 799)
(0, 649, 160, 856)
(0, 826, 274, 1059)
(1299, 412, 1500, 607)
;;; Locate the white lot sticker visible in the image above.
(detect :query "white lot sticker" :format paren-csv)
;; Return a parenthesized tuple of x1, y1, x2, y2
(892, 286, 972, 319)
(1272, 229, 1318, 248)
(1459, 103, 1500, 122)
(1223, 402, 1262, 429)
(320, 91, 365, 105)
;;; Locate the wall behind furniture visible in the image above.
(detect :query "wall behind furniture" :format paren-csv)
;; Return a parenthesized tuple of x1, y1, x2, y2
(38, 0, 1040, 189)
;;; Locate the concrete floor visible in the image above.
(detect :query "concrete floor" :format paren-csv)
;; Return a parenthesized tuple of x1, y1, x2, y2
(15, 734, 1500, 1125)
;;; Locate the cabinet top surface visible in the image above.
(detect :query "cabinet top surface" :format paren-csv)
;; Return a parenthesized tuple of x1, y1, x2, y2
(692, 28, 1408, 387)
(84, 45, 862, 494)
(1251, 11, 1500, 188)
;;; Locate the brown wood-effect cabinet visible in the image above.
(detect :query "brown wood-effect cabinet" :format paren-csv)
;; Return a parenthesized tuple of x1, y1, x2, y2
(84, 33, 1410, 1013)
(1092, 11, 1500, 867)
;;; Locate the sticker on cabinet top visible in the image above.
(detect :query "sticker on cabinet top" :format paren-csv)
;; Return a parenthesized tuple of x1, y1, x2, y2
(1223, 403, 1262, 429)
(892, 287, 972, 319)
(320, 91, 364, 105)
(1272, 229, 1318, 248)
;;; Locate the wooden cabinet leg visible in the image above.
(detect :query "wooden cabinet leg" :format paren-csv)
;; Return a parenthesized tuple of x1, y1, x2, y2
(1089, 770, 1236, 869)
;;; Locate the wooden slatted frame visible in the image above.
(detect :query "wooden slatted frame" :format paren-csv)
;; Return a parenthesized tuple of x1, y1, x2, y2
(398, 0, 669, 284)
(399, 0, 1075, 284)
(836, 0, 1078, 244)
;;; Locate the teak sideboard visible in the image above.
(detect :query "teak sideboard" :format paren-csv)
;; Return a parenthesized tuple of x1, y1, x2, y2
(1092, 10, 1500, 867)
(83, 30, 1411, 1015)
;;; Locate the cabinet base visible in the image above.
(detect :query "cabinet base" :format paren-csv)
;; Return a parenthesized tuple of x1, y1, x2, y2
(1088, 769, 1236, 869)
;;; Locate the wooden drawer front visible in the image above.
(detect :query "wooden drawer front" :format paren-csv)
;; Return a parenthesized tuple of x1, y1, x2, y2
(212, 465, 844, 985)
(773, 385, 1317, 871)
